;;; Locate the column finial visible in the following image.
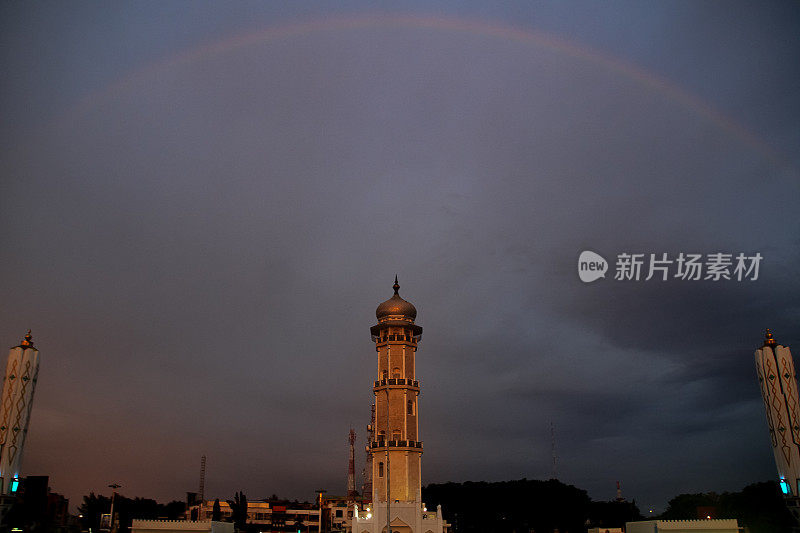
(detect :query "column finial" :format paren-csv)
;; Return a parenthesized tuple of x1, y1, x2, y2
(764, 328, 777, 347)
(20, 330, 33, 348)
(393, 275, 400, 295)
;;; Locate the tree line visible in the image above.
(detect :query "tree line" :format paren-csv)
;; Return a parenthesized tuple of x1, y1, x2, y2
(421, 478, 795, 533)
(73, 478, 795, 533)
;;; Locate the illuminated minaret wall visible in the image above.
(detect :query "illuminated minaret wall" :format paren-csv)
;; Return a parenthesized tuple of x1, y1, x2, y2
(355, 278, 445, 533)
(370, 277, 423, 505)
(755, 329, 800, 523)
(0, 331, 40, 495)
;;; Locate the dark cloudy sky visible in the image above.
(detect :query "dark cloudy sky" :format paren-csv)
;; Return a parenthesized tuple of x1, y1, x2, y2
(2, 1, 799, 514)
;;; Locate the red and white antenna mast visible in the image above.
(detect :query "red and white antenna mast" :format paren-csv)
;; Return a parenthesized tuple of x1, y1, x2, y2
(347, 429, 358, 500)
(550, 422, 558, 480)
(199, 455, 206, 502)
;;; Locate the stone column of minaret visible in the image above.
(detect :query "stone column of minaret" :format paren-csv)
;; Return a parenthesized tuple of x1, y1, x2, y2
(353, 278, 446, 533)
(755, 328, 800, 524)
(0, 331, 40, 496)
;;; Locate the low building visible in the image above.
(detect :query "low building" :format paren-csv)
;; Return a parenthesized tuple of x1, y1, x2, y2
(587, 528, 623, 533)
(187, 499, 320, 531)
(5, 475, 72, 533)
(314, 495, 349, 532)
(131, 520, 232, 533)
(626, 519, 740, 533)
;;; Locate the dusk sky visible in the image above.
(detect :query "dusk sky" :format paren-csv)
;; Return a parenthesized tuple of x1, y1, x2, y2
(1, 1, 799, 515)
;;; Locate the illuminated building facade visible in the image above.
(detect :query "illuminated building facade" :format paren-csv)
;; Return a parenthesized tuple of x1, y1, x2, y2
(188, 499, 320, 530)
(354, 278, 446, 533)
(0, 331, 40, 495)
(626, 520, 739, 533)
(754, 329, 800, 524)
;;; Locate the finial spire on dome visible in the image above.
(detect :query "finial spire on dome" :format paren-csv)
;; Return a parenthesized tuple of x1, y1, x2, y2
(20, 330, 33, 348)
(764, 328, 777, 347)
(393, 275, 400, 295)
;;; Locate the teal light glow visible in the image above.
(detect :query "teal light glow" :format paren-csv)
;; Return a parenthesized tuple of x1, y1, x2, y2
(10, 479, 19, 493)
(780, 478, 791, 495)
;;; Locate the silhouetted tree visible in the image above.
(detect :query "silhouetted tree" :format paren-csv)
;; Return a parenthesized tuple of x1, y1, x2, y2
(226, 491, 248, 531)
(588, 499, 643, 529)
(661, 492, 717, 519)
(660, 481, 794, 533)
(78, 493, 185, 533)
(79, 492, 111, 533)
(423, 478, 591, 532)
(163, 500, 186, 520)
(212, 499, 222, 522)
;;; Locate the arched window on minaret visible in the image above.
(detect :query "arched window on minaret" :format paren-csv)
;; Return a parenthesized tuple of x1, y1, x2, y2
(382, 370, 388, 380)
(407, 400, 414, 415)
(378, 430, 385, 442)
(378, 462, 384, 477)
(392, 367, 401, 379)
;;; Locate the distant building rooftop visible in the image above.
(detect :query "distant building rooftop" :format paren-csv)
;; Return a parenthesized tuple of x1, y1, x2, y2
(626, 519, 740, 533)
(131, 520, 233, 533)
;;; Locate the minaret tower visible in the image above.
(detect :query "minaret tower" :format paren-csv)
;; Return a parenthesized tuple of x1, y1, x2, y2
(755, 329, 800, 524)
(354, 278, 445, 533)
(0, 331, 41, 495)
(370, 277, 423, 506)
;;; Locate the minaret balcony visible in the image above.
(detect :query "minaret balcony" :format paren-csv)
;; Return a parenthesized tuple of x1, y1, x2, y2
(370, 322, 423, 341)
(373, 335, 418, 346)
(373, 378, 420, 391)
(370, 439, 423, 450)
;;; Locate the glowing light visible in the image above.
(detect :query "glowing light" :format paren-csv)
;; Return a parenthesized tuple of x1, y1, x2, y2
(781, 478, 792, 495)
(10, 479, 19, 493)
(366, 513, 371, 519)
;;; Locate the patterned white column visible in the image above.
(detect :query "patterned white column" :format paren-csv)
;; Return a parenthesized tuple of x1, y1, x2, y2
(0, 331, 40, 494)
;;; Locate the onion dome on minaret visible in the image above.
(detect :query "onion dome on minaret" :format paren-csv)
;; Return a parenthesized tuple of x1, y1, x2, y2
(371, 276, 422, 339)
(375, 276, 417, 322)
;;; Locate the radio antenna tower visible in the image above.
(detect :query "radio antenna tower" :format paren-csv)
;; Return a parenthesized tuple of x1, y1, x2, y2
(199, 455, 207, 502)
(550, 422, 558, 480)
(347, 429, 358, 501)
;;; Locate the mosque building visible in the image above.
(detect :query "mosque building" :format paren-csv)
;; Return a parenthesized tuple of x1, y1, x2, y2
(353, 278, 447, 533)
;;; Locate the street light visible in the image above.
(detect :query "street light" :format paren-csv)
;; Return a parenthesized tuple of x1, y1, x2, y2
(315, 490, 327, 533)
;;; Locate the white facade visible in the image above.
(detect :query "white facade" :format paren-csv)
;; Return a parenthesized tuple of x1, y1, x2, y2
(353, 502, 445, 533)
(132, 520, 233, 533)
(0, 331, 40, 495)
(188, 499, 320, 529)
(626, 519, 739, 533)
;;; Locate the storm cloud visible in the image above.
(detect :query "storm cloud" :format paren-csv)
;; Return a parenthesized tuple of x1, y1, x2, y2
(1, 1, 799, 513)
